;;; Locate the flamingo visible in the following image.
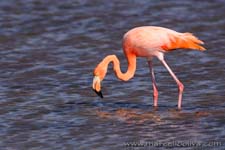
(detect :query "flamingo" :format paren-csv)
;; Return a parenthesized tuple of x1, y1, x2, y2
(92, 26, 205, 109)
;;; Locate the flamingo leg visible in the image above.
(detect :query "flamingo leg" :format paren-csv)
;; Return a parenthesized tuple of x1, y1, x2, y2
(147, 60, 158, 107)
(160, 59, 184, 109)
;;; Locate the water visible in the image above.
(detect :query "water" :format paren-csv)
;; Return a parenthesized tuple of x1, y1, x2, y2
(0, 0, 224, 149)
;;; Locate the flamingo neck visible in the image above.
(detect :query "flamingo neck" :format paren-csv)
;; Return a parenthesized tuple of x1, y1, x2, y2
(101, 54, 136, 81)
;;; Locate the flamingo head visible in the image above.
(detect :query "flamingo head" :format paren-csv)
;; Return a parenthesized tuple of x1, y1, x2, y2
(92, 65, 107, 98)
(92, 76, 103, 98)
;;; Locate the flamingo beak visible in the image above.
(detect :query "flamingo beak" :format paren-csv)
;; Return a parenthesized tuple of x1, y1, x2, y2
(92, 76, 103, 98)
(93, 89, 103, 98)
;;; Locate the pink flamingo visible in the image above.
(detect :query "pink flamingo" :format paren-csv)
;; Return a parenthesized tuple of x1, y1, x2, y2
(92, 26, 205, 109)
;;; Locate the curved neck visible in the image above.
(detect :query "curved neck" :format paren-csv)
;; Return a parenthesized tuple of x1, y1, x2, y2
(101, 54, 136, 81)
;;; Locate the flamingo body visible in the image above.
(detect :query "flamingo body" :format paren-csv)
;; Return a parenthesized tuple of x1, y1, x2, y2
(123, 26, 205, 58)
(92, 26, 205, 109)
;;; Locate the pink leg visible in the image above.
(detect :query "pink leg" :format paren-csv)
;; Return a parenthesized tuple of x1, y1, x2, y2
(148, 60, 158, 107)
(160, 59, 184, 109)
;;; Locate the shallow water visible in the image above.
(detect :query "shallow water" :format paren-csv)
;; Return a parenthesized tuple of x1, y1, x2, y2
(0, 0, 224, 149)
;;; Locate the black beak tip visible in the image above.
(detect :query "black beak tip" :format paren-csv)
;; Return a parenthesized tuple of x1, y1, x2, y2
(93, 89, 103, 98)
